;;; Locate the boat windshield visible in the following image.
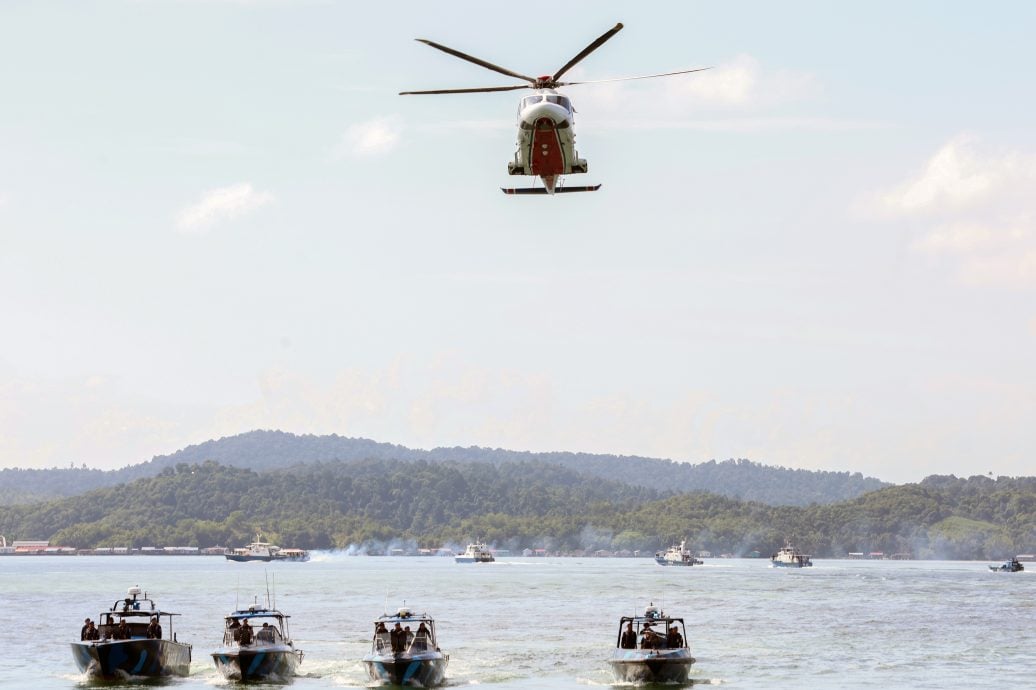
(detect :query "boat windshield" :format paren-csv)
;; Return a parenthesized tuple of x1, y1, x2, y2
(223, 616, 285, 646)
(616, 618, 687, 650)
(372, 620, 436, 654)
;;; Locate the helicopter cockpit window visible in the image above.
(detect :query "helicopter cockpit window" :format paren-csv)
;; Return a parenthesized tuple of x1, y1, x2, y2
(542, 95, 573, 111)
(521, 96, 543, 109)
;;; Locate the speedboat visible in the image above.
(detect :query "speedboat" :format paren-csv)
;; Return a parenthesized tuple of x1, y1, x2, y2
(70, 585, 191, 679)
(607, 603, 694, 683)
(362, 607, 448, 686)
(771, 543, 813, 568)
(654, 539, 703, 566)
(211, 603, 303, 681)
(225, 533, 310, 562)
(454, 541, 494, 563)
(989, 558, 1024, 572)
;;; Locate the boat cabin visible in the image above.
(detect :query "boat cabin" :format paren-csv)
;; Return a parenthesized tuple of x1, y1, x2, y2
(615, 605, 688, 651)
(91, 586, 180, 641)
(222, 605, 292, 646)
(370, 607, 439, 655)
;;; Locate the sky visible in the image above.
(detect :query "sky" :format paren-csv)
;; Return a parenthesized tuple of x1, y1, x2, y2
(1, 1, 1034, 483)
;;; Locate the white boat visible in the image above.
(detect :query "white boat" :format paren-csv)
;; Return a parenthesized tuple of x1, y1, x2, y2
(454, 542, 494, 563)
(654, 540, 703, 566)
(224, 534, 309, 563)
(771, 543, 813, 568)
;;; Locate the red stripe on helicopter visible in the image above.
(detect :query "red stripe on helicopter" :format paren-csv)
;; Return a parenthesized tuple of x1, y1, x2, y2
(529, 118, 565, 176)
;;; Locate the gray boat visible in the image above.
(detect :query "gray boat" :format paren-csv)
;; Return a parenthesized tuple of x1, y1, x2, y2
(608, 604, 694, 683)
(211, 603, 303, 681)
(362, 606, 448, 686)
(70, 586, 191, 679)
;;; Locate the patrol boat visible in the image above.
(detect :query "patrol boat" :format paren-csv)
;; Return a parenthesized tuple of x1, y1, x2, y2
(225, 533, 310, 562)
(608, 603, 694, 683)
(362, 606, 448, 686)
(454, 541, 494, 563)
(989, 557, 1024, 572)
(211, 603, 303, 681)
(70, 586, 191, 679)
(771, 542, 813, 568)
(654, 539, 703, 566)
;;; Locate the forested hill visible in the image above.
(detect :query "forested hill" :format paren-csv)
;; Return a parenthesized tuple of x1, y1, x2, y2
(0, 460, 1032, 560)
(0, 430, 887, 506)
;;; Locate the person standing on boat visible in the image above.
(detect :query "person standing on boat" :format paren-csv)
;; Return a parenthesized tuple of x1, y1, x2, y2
(80, 618, 92, 641)
(239, 619, 253, 646)
(146, 616, 162, 639)
(620, 622, 637, 649)
(666, 625, 683, 648)
(390, 622, 404, 653)
(114, 619, 130, 640)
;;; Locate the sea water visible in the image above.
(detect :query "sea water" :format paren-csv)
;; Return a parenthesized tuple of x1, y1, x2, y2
(1, 555, 1033, 688)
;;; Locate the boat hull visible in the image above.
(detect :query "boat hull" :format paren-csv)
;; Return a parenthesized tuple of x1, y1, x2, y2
(771, 560, 812, 568)
(362, 652, 447, 686)
(70, 639, 191, 678)
(608, 649, 694, 683)
(454, 556, 493, 563)
(211, 646, 301, 681)
(654, 557, 702, 566)
(225, 554, 275, 562)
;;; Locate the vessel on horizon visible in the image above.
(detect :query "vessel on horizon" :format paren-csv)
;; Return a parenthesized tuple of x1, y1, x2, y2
(989, 557, 1024, 572)
(454, 541, 494, 563)
(225, 533, 309, 562)
(70, 585, 191, 679)
(770, 542, 813, 568)
(654, 539, 703, 566)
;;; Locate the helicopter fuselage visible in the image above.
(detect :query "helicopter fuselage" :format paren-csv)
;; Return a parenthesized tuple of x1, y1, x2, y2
(507, 89, 588, 194)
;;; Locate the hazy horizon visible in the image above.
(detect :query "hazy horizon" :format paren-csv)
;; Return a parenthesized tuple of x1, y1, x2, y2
(2, 2, 1034, 484)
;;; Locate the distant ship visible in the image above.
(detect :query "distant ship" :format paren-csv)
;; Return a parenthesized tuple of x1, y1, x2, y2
(771, 543, 813, 568)
(454, 542, 494, 564)
(654, 540, 703, 567)
(989, 557, 1023, 573)
(225, 534, 309, 563)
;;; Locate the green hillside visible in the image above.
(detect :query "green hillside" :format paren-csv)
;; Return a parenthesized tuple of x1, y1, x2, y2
(1, 460, 1032, 559)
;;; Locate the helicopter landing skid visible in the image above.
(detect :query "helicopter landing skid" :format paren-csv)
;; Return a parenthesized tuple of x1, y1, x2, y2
(501, 184, 601, 195)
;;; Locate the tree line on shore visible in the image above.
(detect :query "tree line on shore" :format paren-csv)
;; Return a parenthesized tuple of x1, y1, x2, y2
(1, 458, 1033, 560)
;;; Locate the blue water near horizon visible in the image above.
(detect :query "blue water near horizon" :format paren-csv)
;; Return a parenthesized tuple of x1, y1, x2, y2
(1, 554, 1033, 688)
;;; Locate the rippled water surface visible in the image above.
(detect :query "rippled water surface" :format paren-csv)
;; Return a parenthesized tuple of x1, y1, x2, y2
(2, 555, 1033, 688)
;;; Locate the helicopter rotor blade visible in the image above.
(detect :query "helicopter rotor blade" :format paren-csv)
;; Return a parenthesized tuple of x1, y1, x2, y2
(559, 66, 712, 86)
(415, 39, 538, 84)
(399, 85, 531, 95)
(552, 22, 624, 83)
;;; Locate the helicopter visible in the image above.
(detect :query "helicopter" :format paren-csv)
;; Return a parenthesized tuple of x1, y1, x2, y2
(400, 22, 709, 195)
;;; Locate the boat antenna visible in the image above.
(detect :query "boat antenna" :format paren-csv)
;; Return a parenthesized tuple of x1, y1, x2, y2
(236, 575, 240, 610)
(272, 572, 276, 610)
(265, 570, 272, 609)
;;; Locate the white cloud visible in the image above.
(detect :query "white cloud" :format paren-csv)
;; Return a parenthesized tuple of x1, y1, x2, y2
(176, 183, 274, 233)
(341, 116, 402, 157)
(875, 135, 1027, 215)
(869, 135, 1036, 288)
